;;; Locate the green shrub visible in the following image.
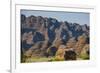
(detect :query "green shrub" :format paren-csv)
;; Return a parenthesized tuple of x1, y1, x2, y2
(79, 53, 89, 60)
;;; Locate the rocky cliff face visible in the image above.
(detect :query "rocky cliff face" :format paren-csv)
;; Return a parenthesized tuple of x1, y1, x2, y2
(21, 14, 89, 61)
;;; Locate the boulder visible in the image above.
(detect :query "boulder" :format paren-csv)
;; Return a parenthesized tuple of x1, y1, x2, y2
(55, 45, 66, 61)
(64, 50, 76, 60)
